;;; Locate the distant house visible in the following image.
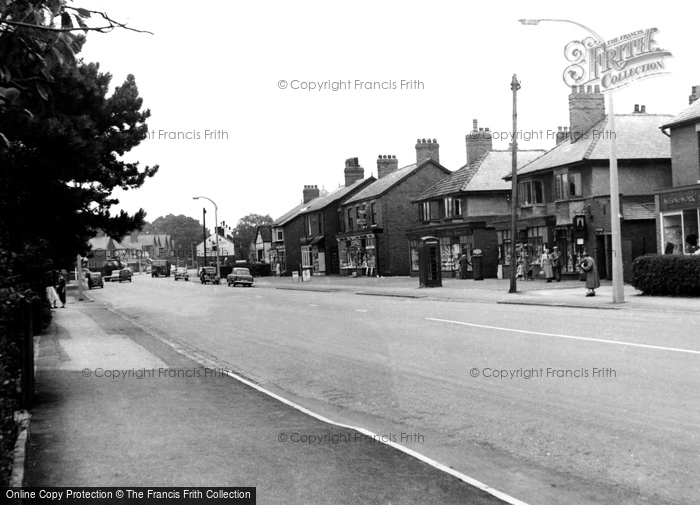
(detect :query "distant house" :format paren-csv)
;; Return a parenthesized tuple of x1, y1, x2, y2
(254, 225, 273, 264)
(408, 120, 546, 278)
(504, 85, 672, 280)
(655, 85, 700, 256)
(336, 139, 451, 276)
(196, 232, 238, 267)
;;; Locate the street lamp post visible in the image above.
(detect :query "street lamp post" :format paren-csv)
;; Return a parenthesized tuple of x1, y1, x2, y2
(519, 18, 624, 303)
(193, 196, 221, 279)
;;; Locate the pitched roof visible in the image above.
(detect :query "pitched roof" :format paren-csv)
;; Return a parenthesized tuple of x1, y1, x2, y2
(514, 113, 673, 177)
(256, 225, 272, 242)
(344, 160, 450, 205)
(416, 150, 546, 201)
(660, 99, 700, 129)
(272, 200, 309, 227)
(301, 177, 375, 213)
(89, 236, 114, 250)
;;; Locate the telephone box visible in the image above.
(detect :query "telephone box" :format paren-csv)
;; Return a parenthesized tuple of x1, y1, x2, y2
(418, 236, 442, 288)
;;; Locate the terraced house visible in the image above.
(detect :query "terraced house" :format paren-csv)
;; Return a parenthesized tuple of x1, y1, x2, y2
(408, 120, 546, 279)
(502, 85, 672, 281)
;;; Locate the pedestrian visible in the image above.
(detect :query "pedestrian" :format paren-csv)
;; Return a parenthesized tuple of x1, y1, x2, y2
(56, 274, 66, 308)
(521, 251, 530, 281)
(275, 262, 281, 277)
(458, 253, 469, 279)
(579, 252, 600, 297)
(46, 273, 60, 308)
(541, 248, 554, 283)
(551, 246, 562, 282)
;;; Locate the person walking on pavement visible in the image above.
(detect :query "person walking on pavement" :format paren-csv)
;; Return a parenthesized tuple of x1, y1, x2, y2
(541, 248, 554, 283)
(56, 274, 66, 308)
(520, 251, 530, 281)
(46, 272, 60, 308)
(458, 253, 469, 279)
(551, 246, 562, 282)
(579, 252, 600, 296)
(275, 262, 281, 277)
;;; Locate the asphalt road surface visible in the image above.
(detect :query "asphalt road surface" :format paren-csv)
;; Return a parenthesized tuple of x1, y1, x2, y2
(86, 274, 700, 505)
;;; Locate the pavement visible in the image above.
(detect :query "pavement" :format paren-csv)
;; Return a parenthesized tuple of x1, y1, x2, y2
(20, 274, 697, 504)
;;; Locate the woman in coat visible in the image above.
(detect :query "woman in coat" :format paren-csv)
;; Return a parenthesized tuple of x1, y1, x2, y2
(541, 248, 554, 282)
(579, 252, 601, 296)
(56, 274, 66, 308)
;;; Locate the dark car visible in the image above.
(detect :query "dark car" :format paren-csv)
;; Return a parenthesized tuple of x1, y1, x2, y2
(199, 266, 220, 285)
(87, 272, 104, 289)
(118, 269, 133, 283)
(227, 267, 254, 287)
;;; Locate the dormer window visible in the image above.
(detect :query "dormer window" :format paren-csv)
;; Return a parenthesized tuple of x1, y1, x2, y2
(444, 197, 462, 218)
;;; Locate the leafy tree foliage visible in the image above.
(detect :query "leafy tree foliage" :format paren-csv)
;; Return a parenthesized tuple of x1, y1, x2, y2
(143, 214, 209, 251)
(233, 214, 273, 259)
(0, 59, 158, 273)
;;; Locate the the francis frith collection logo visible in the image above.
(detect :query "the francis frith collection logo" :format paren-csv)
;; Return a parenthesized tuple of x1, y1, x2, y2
(563, 28, 672, 92)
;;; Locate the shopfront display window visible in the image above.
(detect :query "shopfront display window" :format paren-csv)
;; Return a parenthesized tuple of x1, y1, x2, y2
(661, 210, 700, 255)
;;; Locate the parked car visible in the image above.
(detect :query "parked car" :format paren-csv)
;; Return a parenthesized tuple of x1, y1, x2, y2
(87, 272, 104, 289)
(118, 269, 132, 283)
(199, 266, 220, 285)
(174, 267, 189, 281)
(227, 267, 254, 287)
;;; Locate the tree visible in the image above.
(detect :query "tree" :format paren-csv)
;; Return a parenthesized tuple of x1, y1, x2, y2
(0, 1, 152, 146)
(143, 215, 209, 252)
(233, 214, 273, 259)
(0, 60, 158, 272)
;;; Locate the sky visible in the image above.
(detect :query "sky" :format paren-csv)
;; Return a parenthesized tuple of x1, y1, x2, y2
(77, 1, 697, 229)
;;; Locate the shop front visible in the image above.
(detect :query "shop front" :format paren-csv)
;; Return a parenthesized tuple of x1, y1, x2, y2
(301, 237, 327, 275)
(407, 229, 473, 278)
(657, 185, 700, 255)
(337, 234, 377, 276)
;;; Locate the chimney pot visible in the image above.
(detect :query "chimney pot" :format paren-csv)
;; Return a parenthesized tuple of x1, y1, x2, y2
(416, 137, 439, 165)
(377, 154, 399, 179)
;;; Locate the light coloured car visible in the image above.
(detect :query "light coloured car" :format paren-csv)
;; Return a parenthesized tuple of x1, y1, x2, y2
(174, 267, 189, 281)
(227, 267, 254, 287)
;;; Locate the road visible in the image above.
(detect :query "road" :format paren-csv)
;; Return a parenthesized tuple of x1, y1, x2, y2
(86, 274, 700, 505)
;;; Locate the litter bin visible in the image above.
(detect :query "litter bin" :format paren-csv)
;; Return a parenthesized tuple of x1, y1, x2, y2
(418, 236, 442, 288)
(472, 248, 484, 281)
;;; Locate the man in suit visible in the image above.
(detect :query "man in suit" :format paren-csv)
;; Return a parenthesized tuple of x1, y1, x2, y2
(551, 246, 562, 282)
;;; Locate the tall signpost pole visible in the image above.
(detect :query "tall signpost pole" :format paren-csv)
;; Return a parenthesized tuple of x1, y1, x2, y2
(607, 96, 625, 302)
(509, 74, 521, 294)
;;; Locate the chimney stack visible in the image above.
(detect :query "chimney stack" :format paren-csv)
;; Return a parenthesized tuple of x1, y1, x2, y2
(569, 85, 605, 143)
(465, 119, 493, 165)
(689, 85, 700, 105)
(344, 157, 364, 186)
(415, 138, 439, 165)
(555, 126, 571, 145)
(376, 155, 399, 179)
(303, 185, 320, 203)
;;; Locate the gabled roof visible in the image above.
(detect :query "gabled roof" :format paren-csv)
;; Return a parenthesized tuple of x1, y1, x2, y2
(660, 99, 700, 129)
(301, 177, 375, 214)
(514, 113, 673, 177)
(344, 159, 451, 205)
(89, 236, 114, 250)
(256, 225, 272, 242)
(416, 150, 546, 201)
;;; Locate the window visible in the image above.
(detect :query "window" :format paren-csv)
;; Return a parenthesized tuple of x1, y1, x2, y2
(275, 228, 283, 242)
(518, 181, 544, 205)
(301, 246, 312, 267)
(444, 197, 462, 218)
(419, 201, 439, 220)
(568, 173, 582, 197)
(370, 202, 377, 226)
(317, 213, 323, 235)
(347, 208, 353, 230)
(555, 174, 567, 200)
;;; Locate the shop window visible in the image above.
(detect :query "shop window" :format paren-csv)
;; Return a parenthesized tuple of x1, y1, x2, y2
(683, 209, 700, 254)
(662, 213, 683, 255)
(302, 246, 312, 268)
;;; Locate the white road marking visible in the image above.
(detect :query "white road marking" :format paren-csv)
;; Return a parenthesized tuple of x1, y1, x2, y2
(108, 305, 529, 505)
(427, 318, 700, 355)
(356, 309, 368, 312)
(309, 304, 318, 307)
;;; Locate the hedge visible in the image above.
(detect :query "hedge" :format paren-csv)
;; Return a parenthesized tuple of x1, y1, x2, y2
(631, 254, 700, 296)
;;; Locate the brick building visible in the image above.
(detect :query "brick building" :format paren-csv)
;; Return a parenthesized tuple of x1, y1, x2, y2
(335, 139, 451, 276)
(408, 120, 546, 279)
(503, 85, 672, 281)
(270, 159, 374, 276)
(655, 85, 700, 256)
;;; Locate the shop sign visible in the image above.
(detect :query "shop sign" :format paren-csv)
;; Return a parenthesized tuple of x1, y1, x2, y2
(659, 189, 700, 211)
(595, 227, 605, 235)
(563, 28, 672, 93)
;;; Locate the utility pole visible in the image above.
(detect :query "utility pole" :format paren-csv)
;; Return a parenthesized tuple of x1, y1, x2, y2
(203, 207, 207, 267)
(509, 74, 521, 294)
